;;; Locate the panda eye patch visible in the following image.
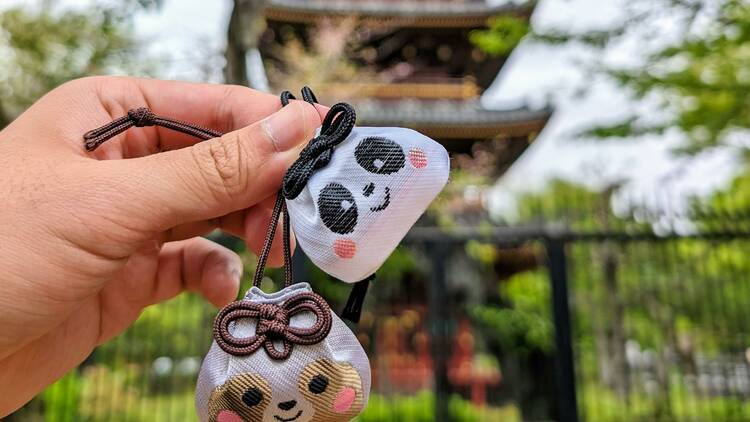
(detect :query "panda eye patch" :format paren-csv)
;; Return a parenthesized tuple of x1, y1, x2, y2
(308, 374, 329, 394)
(242, 387, 263, 407)
(355, 136, 405, 175)
(318, 183, 358, 235)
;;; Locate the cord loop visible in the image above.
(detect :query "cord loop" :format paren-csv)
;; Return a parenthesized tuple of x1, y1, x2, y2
(282, 102, 356, 199)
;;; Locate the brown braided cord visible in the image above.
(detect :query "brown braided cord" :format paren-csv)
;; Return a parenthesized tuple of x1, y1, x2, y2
(252, 193, 293, 288)
(213, 291, 333, 360)
(83, 107, 223, 151)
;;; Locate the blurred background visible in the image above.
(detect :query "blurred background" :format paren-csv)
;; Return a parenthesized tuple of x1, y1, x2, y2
(4, 0, 750, 420)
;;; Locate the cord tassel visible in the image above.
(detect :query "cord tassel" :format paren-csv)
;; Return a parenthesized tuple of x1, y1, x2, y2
(342, 274, 374, 324)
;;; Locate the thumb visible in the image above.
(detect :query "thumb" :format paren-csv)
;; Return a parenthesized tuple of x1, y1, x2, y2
(99, 101, 321, 231)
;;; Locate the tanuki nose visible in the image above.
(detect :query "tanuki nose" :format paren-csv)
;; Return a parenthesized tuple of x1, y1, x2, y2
(278, 400, 297, 411)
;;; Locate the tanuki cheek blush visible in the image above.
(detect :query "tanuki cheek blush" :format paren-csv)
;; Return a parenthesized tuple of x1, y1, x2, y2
(332, 387, 356, 413)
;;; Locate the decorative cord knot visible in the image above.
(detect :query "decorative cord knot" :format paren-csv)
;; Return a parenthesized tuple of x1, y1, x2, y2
(255, 304, 289, 337)
(282, 102, 356, 199)
(127, 107, 156, 127)
(213, 291, 333, 360)
(257, 319, 288, 337)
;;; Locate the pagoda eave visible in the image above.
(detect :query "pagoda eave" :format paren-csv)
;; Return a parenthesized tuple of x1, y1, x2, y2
(265, 0, 535, 28)
(355, 99, 552, 140)
(379, 121, 547, 140)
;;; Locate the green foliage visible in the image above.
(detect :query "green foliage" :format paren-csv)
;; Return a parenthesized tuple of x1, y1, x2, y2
(473, 270, 553, 354)
(597, 1, 750, 153)
(529, 0, 750, 155)
(357, 391, 519, 422)
(0, 0, 157, 127)
(512, 178, 632, 232)
(97, 292, 214, 363)
(581, 382, 750, 422)
(39, 365, 198, 422)
(42, 372, 82, 422)
(470, 16, 530, 56)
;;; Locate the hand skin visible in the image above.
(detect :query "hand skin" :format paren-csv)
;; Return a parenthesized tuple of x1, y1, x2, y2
(0, 76, 325, 415)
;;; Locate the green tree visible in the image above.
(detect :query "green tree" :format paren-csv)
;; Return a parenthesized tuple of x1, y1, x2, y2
(476, 0, 750, 156)
(0, 0, 158, 128)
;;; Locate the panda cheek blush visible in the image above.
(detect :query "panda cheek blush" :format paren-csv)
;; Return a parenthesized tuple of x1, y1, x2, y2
(408, 147, 428, 169)
(333, 238, 357, 259)
(217, 410, 244, 422)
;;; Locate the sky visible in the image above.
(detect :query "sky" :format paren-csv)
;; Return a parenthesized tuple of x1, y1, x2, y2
(6, 0, 741, 212)
(484, 0, 739, 213)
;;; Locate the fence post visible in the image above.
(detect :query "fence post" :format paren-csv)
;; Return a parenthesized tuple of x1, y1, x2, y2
(546, 236, 580, 422)
(426, 240, 451, 422)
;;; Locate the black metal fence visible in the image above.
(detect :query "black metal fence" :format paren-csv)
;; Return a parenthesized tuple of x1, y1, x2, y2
(406, 223, 750, 422)
(10, 203, 750, 421)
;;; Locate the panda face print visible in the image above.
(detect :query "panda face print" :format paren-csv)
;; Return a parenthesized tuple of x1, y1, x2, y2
(316, 137, 405, 235)
(315, 135, 430, 260)
(207, 359, 363, 422)
(284, 126, 448, 282)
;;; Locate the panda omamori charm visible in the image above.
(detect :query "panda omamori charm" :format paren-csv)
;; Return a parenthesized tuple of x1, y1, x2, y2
(196, 283, 371, 422)
(286, 126, 450, 283)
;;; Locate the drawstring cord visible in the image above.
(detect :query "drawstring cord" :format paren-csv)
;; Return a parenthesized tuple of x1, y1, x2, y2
(83, 107, 222, 151)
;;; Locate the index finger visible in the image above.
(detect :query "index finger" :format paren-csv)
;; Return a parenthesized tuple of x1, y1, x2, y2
(17, 76, 327, 158)
(96, 77, 328, 158)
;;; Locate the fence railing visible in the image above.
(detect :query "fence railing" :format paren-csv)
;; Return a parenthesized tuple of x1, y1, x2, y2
(11, 215, 750, 421)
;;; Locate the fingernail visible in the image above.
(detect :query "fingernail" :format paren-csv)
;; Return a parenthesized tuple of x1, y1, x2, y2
(262, 104, 308, 152)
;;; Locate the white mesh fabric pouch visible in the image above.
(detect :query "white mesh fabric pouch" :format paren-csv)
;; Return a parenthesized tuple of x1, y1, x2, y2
(196, 177, 371, 422)
(286, 126, 449, 283)
(196, 282, 371, 422)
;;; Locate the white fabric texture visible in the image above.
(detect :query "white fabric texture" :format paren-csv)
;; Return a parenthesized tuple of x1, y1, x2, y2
(196, 283, 371, 422)
(286, 127, 449, 282)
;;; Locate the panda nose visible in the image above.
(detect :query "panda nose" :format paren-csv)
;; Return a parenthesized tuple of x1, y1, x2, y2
(278, 400, 297, 411)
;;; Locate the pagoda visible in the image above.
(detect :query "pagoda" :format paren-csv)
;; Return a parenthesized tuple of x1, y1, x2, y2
(227, 0, 552, 173)
(223, 0, 553, 416)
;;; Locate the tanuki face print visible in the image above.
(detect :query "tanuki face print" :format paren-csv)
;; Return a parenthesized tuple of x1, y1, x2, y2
(286, 127, 450, 283)
(205, 359, 364, 422)
(196, 283, 371, 422)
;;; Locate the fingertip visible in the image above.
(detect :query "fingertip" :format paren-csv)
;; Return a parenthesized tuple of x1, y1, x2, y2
(259, 100, 321, 153)
(202, 253, 242, 307)
(313, 103, 330, 121)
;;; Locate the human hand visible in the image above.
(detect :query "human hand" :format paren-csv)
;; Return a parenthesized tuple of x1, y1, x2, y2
(0, 76, 324, 415)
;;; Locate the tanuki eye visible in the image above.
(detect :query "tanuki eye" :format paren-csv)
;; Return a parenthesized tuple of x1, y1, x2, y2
(242, 387, 263, 407)
(354, 136, 405, 175)
(317, 182, 358, 235)
(308, 374, 329, 394)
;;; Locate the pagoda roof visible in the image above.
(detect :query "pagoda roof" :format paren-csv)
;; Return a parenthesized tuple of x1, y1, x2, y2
(265, 0, 535, 27)
(354, 98, 552, 140)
